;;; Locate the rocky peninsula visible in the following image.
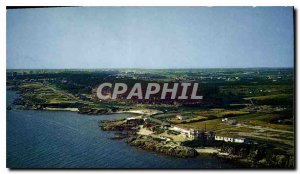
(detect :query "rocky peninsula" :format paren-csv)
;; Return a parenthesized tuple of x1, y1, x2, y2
(127, 135, 198, 158)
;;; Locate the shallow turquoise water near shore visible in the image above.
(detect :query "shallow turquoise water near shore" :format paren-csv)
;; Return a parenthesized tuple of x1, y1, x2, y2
(7, 90, 240, 168)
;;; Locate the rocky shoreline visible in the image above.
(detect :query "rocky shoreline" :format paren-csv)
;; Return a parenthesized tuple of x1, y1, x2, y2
(100, 119, 199, 158)
(127, 135, 198, 158)
(99, 119, 294, 168)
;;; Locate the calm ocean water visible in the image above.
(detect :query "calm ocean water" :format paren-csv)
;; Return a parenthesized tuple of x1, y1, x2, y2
(7, 90, 240, 168)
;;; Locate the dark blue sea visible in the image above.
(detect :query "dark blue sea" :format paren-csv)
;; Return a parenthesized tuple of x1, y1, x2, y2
(7, 90, 240, 168)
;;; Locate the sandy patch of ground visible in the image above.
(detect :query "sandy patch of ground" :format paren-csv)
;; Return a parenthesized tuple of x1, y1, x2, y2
(126, 109, 163, 116)
(156, 132, 187, 142)
(44, 107, 79, 112)
(195, 147, 220, 154)
(137, 127, 154, 135)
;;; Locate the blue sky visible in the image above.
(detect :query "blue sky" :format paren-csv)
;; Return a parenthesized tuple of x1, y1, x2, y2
(7, 7, 294, 69)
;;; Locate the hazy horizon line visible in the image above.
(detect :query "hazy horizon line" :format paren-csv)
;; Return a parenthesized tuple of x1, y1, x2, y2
(6, 66, 294, 70)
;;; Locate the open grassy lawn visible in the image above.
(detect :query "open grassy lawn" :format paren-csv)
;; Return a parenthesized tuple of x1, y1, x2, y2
(176, 110, 294, 148)
(244, 94, 293, 101)
(164, 108, 249, 124)
(19, 82, 79, 105)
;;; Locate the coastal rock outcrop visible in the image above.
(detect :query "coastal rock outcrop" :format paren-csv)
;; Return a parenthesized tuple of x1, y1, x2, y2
(127, 135, 198, 158)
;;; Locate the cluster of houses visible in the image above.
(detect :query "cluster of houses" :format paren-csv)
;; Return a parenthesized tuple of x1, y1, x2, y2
(214, 135, 246, 143)
(170, 126, 249, 144)
(124, 117, 248, 144)
(173, 126, 195, 139)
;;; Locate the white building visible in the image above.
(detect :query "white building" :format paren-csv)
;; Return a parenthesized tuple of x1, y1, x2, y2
(215, 136, 224, 141)
(224, 137, 234, 142)
(173, 126, 194, 138)
(234, 138, 245, 143)
(176, 115, 183, 120)
(221, 118, 228, 122)
(215, 136, 245, 143)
